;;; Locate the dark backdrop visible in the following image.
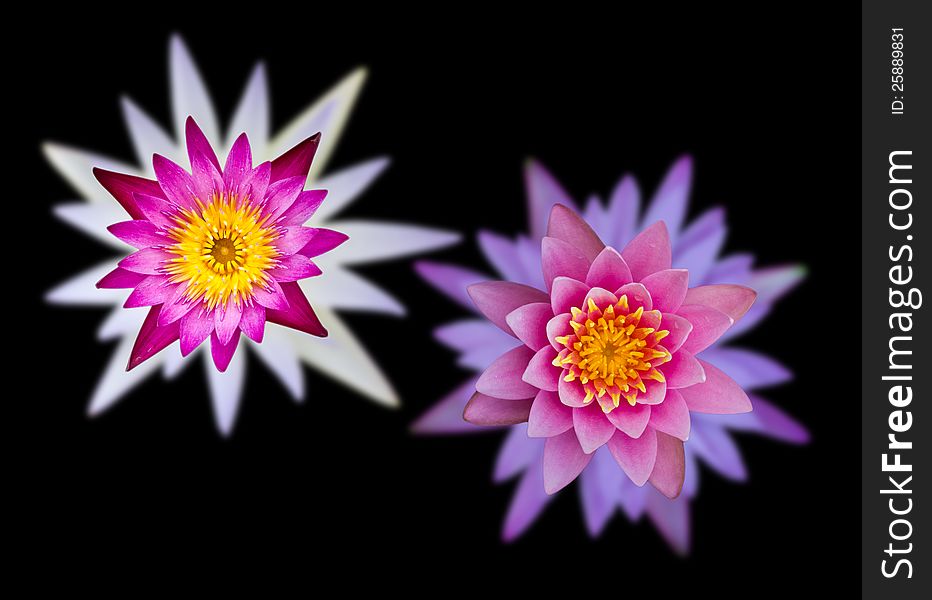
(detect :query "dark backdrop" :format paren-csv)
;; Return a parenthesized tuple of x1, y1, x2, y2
(21, 6, 858, 593)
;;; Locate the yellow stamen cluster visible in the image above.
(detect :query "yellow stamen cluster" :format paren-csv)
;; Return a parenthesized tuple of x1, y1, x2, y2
(552, 294, 671, 413)
(163, 194, 280, 309)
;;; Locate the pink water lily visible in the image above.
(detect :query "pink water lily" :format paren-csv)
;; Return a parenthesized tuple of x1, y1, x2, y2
(96, 117, 345, 372)
(463, 204, 755, 497)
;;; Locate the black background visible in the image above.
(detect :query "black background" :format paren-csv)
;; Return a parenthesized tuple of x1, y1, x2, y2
(20, 6, 858, 593)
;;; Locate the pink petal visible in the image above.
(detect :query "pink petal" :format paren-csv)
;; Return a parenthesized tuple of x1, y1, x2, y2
(528, 390, 574, 437)
(241, 162, 271, 203)
(153, 154, 199, 211)
(541, 236, 590, 290)
(297, 228, 349, 259)
(184, 117, 221, 172)
(190, 150, 224, 202)
(265, 281, 327, 337)
(275, 226, 318, 256)
(583, 287, 619, 312)
(93, 168, 163, 220)
(550, 276, 589, 315)
(558, 376, 588, 408)
(660, 313, 693, 352)
(614, 282, 652, 312)
(505, 302, 553, 350)
(262, 175, 305, 220)
(543, 429, 593, 493)
(124, 276, 176, 308)
(546, 203, 605, 262)
(127, 305, 180, 371)
(649, 431, 685, 499)
(180, 307, 214, 356)
(607, 428, 657, 486)
(648, 388, 690, 440)
(621, 221, 671, 280)
(523, 346, 560, 391)
(133, 193, 177, 230)
(268, 254, 322, 282)
(239, 304, 266, 343)
(662, 348, 705, 389)
(279, 189, 327, 226)
(637, 379, 667, 405)
(118, 248, 171, 275)
(676, 304, 734, 354)
(157, 284, 196, 326)
(476, 346, 538, 400)
(546, 313, 573, 351)
(683, 284, 757, 322)
(214, 302, 243, 345)
(270, 133, 320, 183)
(463, 392, 533, 426)
(210, 329, 240, 372)
(640, 269, 688, 313)
(97, 267, 146, 289)
(573, 403, 617, 453)
(585, 246, 633, 291)
(252, 279, 290, 311)
(467, 281, 549, 336)
(223, 133, 253, 191)
(679, 359, 752, 414)
(606, 402, 651, 438)
(107, 220, 169, 249)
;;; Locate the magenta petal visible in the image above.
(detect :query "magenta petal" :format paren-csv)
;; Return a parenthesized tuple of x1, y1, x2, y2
(463, 392, 533, 426)
(541, 236, 590, 290)
(528, 390, 574, 437)
(649, 431, 685, 499)
(543, 429, 593, 494)
(296, 228, 349, 259)
(190, 150, 224, 202)
(583, 287, 619, 312)
(118, 248, 171, 274)
(505, 302, 553, 350)
(153, 154, 199, 211)
(252, 279, 290, 311)
(573, 404, 617, 453)
(127, 305, 180, 370)
(124, 276, 176, 308)
(214, 302, 243, 345)
(621, 221, 672, 281)
(648, 389, 690, 441)
(546, 313, 573, 351)
(270, 134, 320, 183)
(210, 329, 240, 372)
(97, 267, 146, 289)
(179, 307, 214, 356)
(93, 168, 164, 220)
(262, 175, 305, 220)
(279, 189, 328, 226)
(268, 254, 322, 282)
(476, 346, 538, 400)
(223, 133, 253, 191)
(523, 346, 560, 391)
(585, 247, 633, 291)
(242, 162, 271, 205)
(275, 226, 318, 256)
(606, 402, 651, 438)
(558, 376, 588, 408)
(157, 285, 196, 326)
(677, 304, 734, 354)
(185, 117, 221, 172)
(637, 379, 667, 405)
(239, 304, 266, 343)
(614, 282, 652, 312)
(550, 276, 589, 315)
(107, 220, 168, 249)
(133, 193, 177, 230)
(265, 281, 327, 337)
(467, 281, 549, 336)
(660, 313, 693, 353)
(679, 359, 752, 414)
(663, 349, 705, 389)
(683, 284, 757, 322)
(607, 428, 657, 486)
(546, 203, 605, 262)
(640, 269, 689, 313)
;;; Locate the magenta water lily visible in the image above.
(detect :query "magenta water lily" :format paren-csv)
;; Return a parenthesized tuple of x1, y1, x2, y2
(463, 204, 755, 497)
(96, 117, 345, 372)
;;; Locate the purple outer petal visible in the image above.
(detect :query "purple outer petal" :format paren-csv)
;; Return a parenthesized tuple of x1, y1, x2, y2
(502, 453, 554, 542)
(579, 447, 626, 537)
(412, 377, 482, 435)
(711, 394, 810, 444)
(646, 490, 691, 556)
(642, 155, 692, 243)
(526, 159, 574, 240)
(494, 423, 541, 482)
(127, 305, 180, 371)
(699, 347, 792, 390)
(690, 422, 747, 481)
(604, 174, 641, 248)
(415, 261, 490, 312)
(672, 207, 726, 282)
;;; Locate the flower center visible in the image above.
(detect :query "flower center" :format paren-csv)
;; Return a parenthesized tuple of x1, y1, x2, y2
(164, 194, 280, 310)
(553, 295, 671, 412)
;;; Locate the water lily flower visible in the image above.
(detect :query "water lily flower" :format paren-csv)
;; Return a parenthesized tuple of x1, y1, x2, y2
(414, 157, 808, 551)
(45, 35, 459, 434)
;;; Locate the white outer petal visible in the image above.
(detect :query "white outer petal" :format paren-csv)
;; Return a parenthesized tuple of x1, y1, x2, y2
(298, 266, 404, 315)
(323, 220, 460, 265)
(287, 306, 398, 407)
(169, 34, 220, 145)
(226, 63, 269, 158)
(268, 67, 367, 179)
(205, 346, 246, 436)
(98, 306, 145, 342)
(54, 203, 132, 251)
(163, 345, 196, 380)
(88, 335, 166, 417)
(121, 96, 179, 167)
(42, 143, 140, 201)
(248, 328, 304, 401)
(46, 260, 127, 306)
(310, 157, 390, 222)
